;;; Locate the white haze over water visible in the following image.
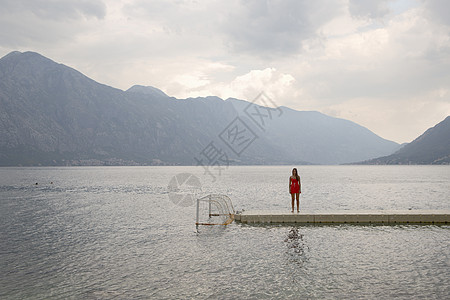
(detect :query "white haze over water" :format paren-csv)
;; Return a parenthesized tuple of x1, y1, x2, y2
(0, 0, 449, 143)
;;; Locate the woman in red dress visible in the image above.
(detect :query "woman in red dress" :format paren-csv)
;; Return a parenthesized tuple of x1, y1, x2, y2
(289, 168, 301, 212)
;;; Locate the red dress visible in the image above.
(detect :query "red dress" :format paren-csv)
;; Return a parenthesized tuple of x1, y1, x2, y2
(290, 176, 300, 194)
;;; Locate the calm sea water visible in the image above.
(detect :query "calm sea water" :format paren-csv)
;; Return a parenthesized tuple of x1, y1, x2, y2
(0, 166, 449, 299)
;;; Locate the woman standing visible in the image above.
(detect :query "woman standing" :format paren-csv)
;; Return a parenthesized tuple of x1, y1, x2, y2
(289, 168, 301, 212)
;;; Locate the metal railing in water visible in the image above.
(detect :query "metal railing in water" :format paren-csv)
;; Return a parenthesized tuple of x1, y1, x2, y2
(196, 194, 235, 226)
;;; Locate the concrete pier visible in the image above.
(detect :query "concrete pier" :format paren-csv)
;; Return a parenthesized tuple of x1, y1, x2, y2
(234, 210, 450, 225)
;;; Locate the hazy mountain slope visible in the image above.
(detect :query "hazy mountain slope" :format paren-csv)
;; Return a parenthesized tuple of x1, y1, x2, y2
(227, 99, 400, 164)
(0, 51, 235, 165)
(0, 51, 400, 166)
(359, 116, 450, 164)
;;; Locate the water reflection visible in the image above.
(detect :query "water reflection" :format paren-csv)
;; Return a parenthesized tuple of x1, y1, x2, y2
(284, 227, 308, 269)
(285, 228, 305, 255)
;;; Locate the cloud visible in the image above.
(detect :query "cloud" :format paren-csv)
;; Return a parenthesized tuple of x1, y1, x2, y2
(0, 0, 106, 48)
(0, 0, 106, 20)
(422, 0, 450, 26)
(122, 0, 342, 57)
(122, 0, 211, 34)
(219, 0, 341, 56)
(219, 68, 297, 102)
(161, 67, 298, 107)
(285, 5, 450, 101)
(349, 0, 392, 19)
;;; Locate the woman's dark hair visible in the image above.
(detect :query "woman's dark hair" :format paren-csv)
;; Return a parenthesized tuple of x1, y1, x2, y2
(292, 168, 300, 182)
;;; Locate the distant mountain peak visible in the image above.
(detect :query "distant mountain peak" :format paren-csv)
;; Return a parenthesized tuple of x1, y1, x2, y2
(1, 50, 52, 63)
(2, 50, 22, 59)
(126, 85, 168, 97)
(0, 50, 62, 74)
(0, 50, 124, 94)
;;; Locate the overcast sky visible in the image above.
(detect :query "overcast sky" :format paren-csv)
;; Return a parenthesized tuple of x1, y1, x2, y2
(1, 0, 449, 143)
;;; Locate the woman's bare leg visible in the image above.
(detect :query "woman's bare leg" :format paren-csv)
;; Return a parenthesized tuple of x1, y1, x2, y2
(291, 193, 295, 212)
(296, 193, 300, 212)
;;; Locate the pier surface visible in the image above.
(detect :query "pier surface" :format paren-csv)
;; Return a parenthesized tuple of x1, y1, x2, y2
(234, 210, 450, 224)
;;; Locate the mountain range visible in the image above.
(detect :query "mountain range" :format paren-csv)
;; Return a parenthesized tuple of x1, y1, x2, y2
(0, 51, 412, 166)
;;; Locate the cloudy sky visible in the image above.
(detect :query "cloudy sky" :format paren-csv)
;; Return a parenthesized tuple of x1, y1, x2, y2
(1, 0, 449, 143)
